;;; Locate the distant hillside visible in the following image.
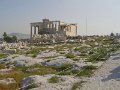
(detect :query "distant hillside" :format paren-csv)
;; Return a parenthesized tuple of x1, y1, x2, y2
(8, 33, 30, 39)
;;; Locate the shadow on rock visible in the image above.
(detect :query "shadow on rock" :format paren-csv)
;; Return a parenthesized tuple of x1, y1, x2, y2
(112, 56, 120, 60)
(102, 66, 120, 82)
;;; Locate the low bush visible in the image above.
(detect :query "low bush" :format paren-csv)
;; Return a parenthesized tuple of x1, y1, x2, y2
(88, 53, 107, 62)
(26, 47, 40, 55)
(56, 64, 72, 71)
(26, 81, 38, 89)
(80, 53, 87, 56)
(58, 69, 80, 75)
(0, 64, 6, 69)
(57, 71, 71, 75)
(43, 56, 58, 59)
(65, 53, 75, 59)
(77, 65, 97, 77)
(48, 76, 59, 83)
(18, 64, 57, 75)
(32, 54, 37, 58)
(71, 81, 85, 90)
(77, 69, 93, 77)
(0, 54, 7, 59)
(54, 45, 64, 51)
(71, 69, 80, 74)
(83, 65, 97, 70)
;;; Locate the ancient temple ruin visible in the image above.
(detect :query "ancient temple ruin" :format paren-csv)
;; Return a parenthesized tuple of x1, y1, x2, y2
(30, 19, 77, 43)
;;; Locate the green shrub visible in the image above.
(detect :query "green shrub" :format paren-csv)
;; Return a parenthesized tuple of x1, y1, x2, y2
(89, 51, 94, 55)
(56, 64, 72, 71)
(73, 57, 80, 61)
(74, 46, 88, 51)
(77, 65, 97, 77)
(18, 64, 57, 75)
(87, 54, 99, 62)
(77, 69, 93, 77)
(26, 81, 38, 89)
(88, 52, 108, 62)
(57, 71, 71, 75)
(65, 53, 75, 59)
(43, 56, 58, 59)
(80, 53, 87, 56)
(71, 81, 84, 90)
(0, 64, 5, 69)
(32, 54, 37, 58)
(0, 54, 7, 59)
(71, 69, 80, 74)
(58, 69, 80, 75)
(26, 48, 39, 55)
(83, 65, 97, 70)
(48, 76, 59, 83)
(54, 45, 64, 51)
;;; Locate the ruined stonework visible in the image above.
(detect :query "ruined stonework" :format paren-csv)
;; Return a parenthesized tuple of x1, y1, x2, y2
(30, 19, 77, 39)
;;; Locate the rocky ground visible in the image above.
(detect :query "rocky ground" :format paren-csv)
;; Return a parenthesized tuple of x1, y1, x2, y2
(79, 50, 120, 90)
(0, 48, 103, 90)
(0, 36, 120, 90)
(21, 75, 80, 90)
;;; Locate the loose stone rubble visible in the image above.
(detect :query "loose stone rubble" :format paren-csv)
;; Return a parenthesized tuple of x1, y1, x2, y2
(21, 75, 80, 90)
(0, 35, 120, 90)
(0, 78, 16, 84)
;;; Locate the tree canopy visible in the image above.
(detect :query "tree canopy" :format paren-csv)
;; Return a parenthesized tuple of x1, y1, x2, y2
(3, 32, 17, 43)
(110, 32, 115, 37)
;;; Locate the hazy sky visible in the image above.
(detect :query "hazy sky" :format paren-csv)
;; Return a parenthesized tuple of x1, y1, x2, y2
(0, 0, 120, 35)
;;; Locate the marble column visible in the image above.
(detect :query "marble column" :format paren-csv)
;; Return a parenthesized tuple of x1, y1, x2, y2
(34, 26, 36, 34)
(58, 21, 60, 31)
(50, 23, 52, 29)
(52, 23, 54, 29)
(37, 26, 39, 34)
(30, 26, 32, 39)
(48, 24, 50, 30)
(76, 25, 77, 36)
(55, 24, 57, 31)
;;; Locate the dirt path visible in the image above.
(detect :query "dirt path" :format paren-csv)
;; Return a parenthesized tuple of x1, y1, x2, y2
(80, 51, 120, 90)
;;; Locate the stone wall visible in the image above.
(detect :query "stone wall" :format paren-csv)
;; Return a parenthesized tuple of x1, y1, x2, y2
(32, 34, 66, 44)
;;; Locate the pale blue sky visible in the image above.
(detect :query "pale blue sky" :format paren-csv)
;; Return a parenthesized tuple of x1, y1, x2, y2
(0, 0, 120, 35)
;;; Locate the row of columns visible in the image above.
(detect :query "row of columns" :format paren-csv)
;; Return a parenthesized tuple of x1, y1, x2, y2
(30, 22, 60, 39)
(46, 21, 60, 31)
(30, 26, 39, 39)
(30, 21, 77, 39)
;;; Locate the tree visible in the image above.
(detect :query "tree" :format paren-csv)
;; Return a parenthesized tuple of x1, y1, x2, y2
(3, 36, 13, 43)
(12, 35, 17, 42)
(110, 32, 115, 37)
(3, 32, 17, 43)
(3, 32, 7, 37)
